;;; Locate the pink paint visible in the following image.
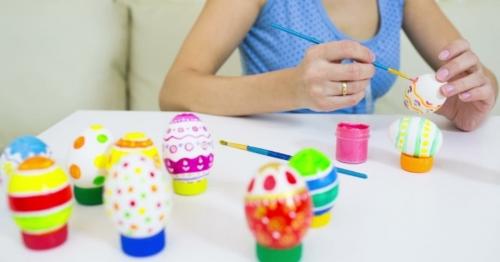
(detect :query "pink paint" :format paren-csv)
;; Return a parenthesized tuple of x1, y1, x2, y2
(335, 122, 370, 164)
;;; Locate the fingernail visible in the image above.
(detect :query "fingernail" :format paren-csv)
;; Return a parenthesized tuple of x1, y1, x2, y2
(437, 68, 449, 81)
(460, 92, 471, 101)
(439, 50, 450, 60)
(442, 84, 454, 96)
(371, 51, 376, 62)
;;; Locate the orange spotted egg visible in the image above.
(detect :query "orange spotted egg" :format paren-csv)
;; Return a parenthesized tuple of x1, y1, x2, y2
(67, 124, 113, 189)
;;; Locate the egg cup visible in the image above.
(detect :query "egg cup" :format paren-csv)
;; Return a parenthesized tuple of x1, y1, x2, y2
(21, 224, 68, 250)
(256, 243, 302, 262)
(73, 185, 103, 205)
(120, 229, 166, 257)
(400, 153, 434, 173)
(172, 178, 207, 196)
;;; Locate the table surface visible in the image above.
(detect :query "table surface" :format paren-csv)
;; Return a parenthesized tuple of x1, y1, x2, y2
(1, 110, 500, 262)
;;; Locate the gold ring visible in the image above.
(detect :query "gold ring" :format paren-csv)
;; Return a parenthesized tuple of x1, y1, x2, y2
(341, 82, 348, 96)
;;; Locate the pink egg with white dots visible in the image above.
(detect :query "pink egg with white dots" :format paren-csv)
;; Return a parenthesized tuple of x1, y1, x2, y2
(162, 113, 214, 182)
(104, 153, 171, 238)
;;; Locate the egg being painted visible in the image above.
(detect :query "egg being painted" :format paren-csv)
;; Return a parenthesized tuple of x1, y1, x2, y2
(244, 162, 312, 249)
(163, 113, 214, 182)
(67, 124, 113, 189)
(389, 116, 443, 158)
(404, 73, 446, 114)
(105, 153, 170, 238)
(1, 136, 51, 191)
(107, 132, 161, 170)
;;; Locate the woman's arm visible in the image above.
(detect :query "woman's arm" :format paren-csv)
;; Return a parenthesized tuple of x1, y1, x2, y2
(403, 0, 498, 131)
(160, 0, 375, 116)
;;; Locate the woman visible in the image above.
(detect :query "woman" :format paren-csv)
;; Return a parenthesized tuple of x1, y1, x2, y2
(159, 0, 498, 131)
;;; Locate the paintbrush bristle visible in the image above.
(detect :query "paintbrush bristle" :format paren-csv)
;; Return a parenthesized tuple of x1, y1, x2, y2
(219, 140, 228, 146)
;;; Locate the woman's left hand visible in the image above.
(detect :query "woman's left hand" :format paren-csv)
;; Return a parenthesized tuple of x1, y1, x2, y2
(435, 39, 497, 131)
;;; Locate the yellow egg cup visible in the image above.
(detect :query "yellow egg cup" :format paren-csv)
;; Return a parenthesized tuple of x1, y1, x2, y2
(311, 212, 332, 228)
(172, 178, 207, 196)
(400, 153, 434, 173)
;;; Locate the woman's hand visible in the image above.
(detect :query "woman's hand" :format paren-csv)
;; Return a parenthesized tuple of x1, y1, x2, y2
(436, 39, 498, 131)
(295, 40, 375, 112)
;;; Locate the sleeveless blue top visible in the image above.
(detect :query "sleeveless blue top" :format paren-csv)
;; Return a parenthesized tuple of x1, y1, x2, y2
(239, 0, 404, 113)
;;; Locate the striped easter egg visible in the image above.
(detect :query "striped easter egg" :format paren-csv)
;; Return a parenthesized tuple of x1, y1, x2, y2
(289, 148, 338, 227)
(8, 156, 73, 235)
(389, 116, 443, 158)
(107, 132, 161, 170)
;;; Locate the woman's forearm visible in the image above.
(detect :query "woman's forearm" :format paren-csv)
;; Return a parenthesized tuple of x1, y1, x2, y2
(159, 68, 302, 116)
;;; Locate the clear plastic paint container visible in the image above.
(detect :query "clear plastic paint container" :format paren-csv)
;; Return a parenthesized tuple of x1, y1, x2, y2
(335, 122, 370, 164)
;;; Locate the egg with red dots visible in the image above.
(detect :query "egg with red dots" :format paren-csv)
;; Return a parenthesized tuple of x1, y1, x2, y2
(104, 153, 171, 238)
(67, 124, 113, 189)
(244, 162, 312, 249)
(163, 113, 214, 182)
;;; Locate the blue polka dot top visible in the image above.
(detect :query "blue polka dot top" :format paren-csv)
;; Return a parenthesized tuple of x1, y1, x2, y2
(239, 0, 405, 113)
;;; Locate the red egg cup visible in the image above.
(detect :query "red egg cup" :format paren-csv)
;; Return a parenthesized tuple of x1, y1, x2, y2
(21, 224, 68, 250)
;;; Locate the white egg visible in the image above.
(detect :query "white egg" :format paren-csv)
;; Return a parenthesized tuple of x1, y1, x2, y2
(404, 73, 446, 114)
(67, 124, 113, 188)
(104, 153, 171, 238)
(389, 116, 443, 158)
(163, 113, 214, 181)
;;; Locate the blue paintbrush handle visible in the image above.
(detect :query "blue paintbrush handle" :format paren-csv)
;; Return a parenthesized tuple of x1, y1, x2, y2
(248, 146, 292, 161)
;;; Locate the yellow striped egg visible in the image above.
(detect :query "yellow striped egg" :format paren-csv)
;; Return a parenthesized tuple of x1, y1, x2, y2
(389, 117, 443, 158)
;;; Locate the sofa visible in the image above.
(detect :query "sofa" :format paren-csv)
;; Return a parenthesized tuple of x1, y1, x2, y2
(1, 0, 499, 148)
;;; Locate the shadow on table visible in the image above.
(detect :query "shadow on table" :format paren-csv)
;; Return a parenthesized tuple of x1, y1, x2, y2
(435, 158, 500, 185)
(70, 205, 117, 248)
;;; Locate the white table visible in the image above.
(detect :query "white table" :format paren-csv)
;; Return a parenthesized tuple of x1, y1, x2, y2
(1, 110, 500, 262)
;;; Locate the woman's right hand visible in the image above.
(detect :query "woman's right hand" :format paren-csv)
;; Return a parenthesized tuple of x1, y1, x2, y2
(295, 40, 376, 111)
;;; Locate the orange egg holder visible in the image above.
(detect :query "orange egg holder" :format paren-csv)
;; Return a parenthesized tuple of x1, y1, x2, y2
(400, 153, 434, 173)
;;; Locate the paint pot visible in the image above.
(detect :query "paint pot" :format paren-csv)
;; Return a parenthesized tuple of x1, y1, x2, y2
(335, 122, 370, 164)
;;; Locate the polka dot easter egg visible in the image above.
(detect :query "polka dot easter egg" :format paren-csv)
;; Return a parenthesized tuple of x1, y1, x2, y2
(67, 124, 113, 205)
(389, 116, 443, 173)
(107, 132, 161, 170)
(105, 153, 171, 257)
(289, 148, 339, 228)
(404, 73, 447, 114)
(8, 156, 73, 250)
(245, 162, 312, 262)
(1, 136, 51, 192)
(163, 113, 214, 196)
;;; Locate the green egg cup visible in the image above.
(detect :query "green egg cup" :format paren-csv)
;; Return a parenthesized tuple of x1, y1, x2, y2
(74, 185, 103, 206)
(256, 243, 302, 262)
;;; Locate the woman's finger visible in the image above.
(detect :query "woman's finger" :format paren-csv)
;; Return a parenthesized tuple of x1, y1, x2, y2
(440, 71, 486, 97)
(436, 50, 478, 82)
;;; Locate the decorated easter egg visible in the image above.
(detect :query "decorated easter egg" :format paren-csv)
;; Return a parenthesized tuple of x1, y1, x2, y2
(108, 132, 161, 170)
(163, 113, 214, 195)
(289, 148, 339, 228)
(105, 153, 170, 257)
(1, 136, 51, 191)
(245, 162, 312, 252)
(389, 116, 443, 158)
(404, 73, 447, 114)
(67, 124, 113, 205)
(163, 113, 214, 181)
(8, 156, 73, 250)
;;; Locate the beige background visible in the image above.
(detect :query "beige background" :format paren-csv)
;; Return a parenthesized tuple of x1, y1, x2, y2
(0, 0, 499, 148)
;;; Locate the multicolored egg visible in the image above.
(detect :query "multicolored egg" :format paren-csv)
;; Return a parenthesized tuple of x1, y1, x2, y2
(163, 113, 214, 196)
(107, 132, 161, 170)
(67, 124, 113, 205)
(404, 73, 447, 114)
(289, 148, 339, 228)
(389, 116, 443, 173)
(8, 156, 73, 250)
(1, 136, 51, 192)
(105, 153, 170, 257)
(245, 162, 312, 262)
